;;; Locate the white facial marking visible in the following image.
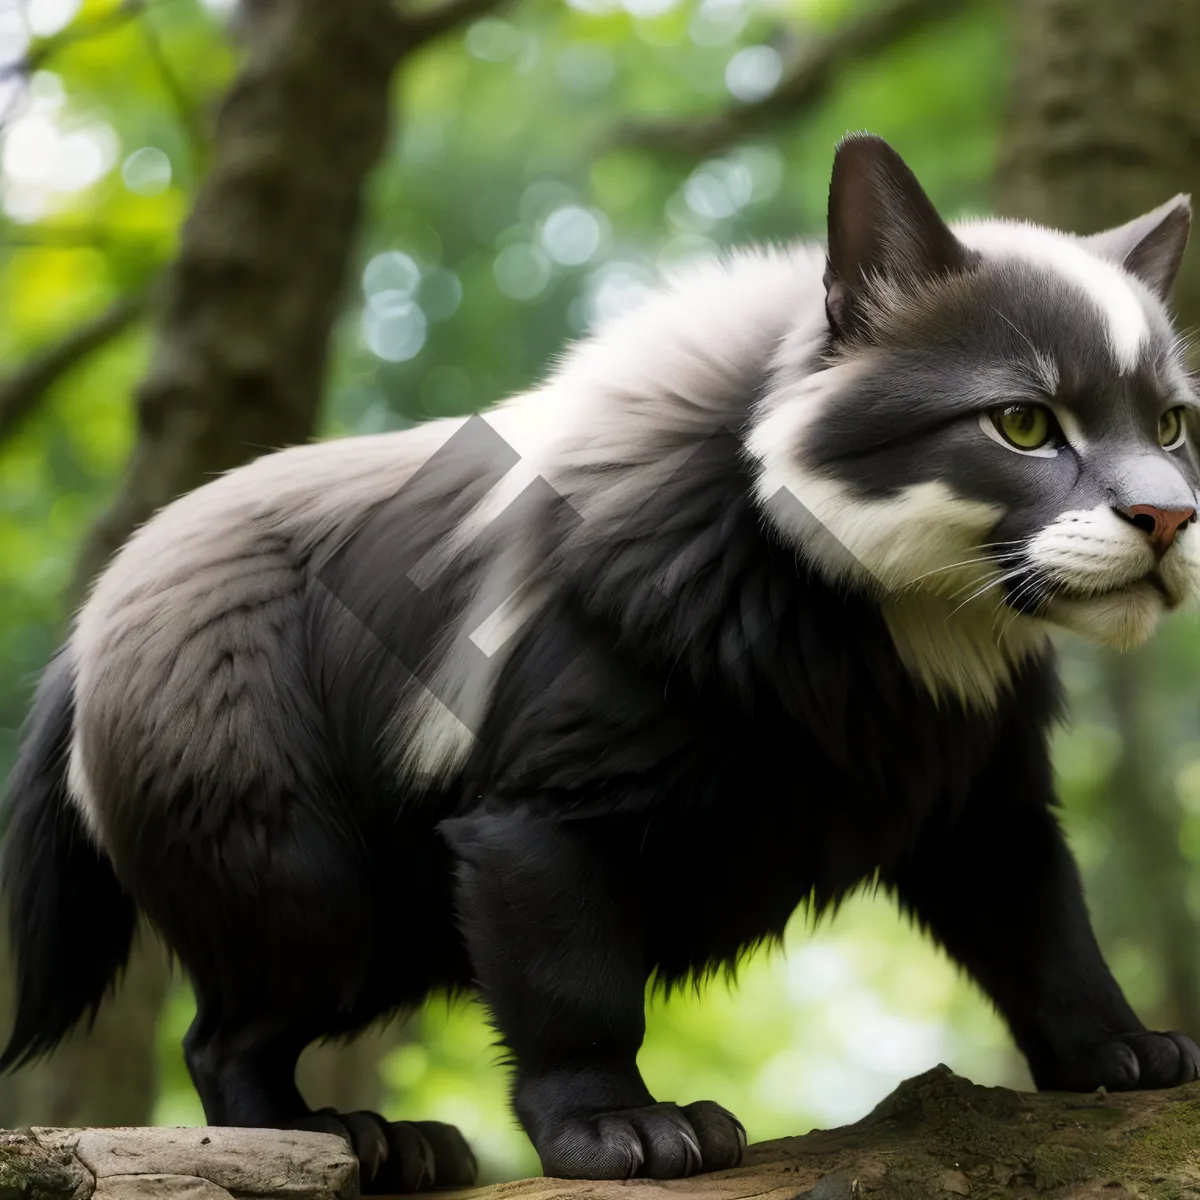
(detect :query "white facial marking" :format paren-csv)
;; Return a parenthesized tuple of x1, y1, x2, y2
(1049, 405, 1087, 453)
(1031, 352, 1060, 395)
(1159, 520, 1200, 603)
(749, 365, 1049, 708)
(1044, 586, 1163, 650)
(750, 363, 1003, 598)
(1026, 504, 1156, 598)
(1027, 502, 1200, 648)
(882, 595, 1049, 711)
(955, 221, 1150, 372)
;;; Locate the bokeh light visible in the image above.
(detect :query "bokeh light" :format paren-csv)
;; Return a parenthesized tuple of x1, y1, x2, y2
(493, 243, 552, 301)
(122, 147, 172, 196)
(725, 44, 783, 102)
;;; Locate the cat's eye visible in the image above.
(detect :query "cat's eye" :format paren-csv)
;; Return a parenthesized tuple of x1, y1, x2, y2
(1159, 406, 1187, 450)
(990, 403, 1055, 452)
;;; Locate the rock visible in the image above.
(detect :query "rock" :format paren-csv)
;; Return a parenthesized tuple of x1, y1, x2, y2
(0, 1130, 93, 1200)
(28, 1127, 356, 1200)
(9, 1067, 1200, 1198)
(92, 1175, 233, 1199)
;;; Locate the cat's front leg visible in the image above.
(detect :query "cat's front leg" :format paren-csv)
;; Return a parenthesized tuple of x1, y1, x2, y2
(887, 720, 1200, 1091)
(441, 806, 745, 1179)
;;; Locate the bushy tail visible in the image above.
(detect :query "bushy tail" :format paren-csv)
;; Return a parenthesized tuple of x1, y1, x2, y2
(0, 649, 136, 1071)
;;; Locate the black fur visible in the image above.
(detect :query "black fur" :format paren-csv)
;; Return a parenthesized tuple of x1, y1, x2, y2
(6, 416, 1197, 1186)
(4, 134, 1199, 1190)
(0, 651, 136, 1071)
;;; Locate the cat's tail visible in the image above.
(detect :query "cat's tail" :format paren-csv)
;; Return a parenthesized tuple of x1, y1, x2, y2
(0, 649, 137, 1071)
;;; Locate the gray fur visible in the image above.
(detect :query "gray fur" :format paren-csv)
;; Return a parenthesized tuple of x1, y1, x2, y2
(66, 146, 1200, 842)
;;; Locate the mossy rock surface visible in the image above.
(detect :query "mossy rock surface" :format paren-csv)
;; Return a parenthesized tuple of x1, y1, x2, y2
(4, 1067, 1200, 1198)
(440, 1065, 1200, 1200)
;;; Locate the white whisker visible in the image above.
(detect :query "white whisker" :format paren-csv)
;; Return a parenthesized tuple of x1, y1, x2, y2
(948, 566, 1028, 617)
(902, 554, 1014, 590)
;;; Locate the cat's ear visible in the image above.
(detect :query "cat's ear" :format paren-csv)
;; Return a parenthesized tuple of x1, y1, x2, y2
(824, 133, 974, 340)
(1080, 195, 1191, 301)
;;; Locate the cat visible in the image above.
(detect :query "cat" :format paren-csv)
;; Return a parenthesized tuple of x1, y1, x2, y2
(4, 133, 1200, 1193)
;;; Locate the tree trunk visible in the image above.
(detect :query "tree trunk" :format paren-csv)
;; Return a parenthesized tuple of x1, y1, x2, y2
(994, 0, 1200, 1038)
(995, 1, 1200, 271)
(2, 0, 404, 1129)
(68, 0, 403, 598)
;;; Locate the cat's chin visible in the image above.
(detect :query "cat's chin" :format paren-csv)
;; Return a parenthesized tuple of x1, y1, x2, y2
(1041, 581, 1166, 650)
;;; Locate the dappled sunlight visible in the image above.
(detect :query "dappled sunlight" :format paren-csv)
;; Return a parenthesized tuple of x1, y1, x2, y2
(1, 72, 120, 220)
(6, 0, 1199, 1185)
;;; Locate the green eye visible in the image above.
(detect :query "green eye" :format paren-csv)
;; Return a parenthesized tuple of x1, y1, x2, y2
(1159, 406, 1187, 449)
(991, 403, 1054, 451)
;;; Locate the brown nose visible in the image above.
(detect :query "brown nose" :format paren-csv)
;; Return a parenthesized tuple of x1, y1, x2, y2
(1120, 504, 1196, 556)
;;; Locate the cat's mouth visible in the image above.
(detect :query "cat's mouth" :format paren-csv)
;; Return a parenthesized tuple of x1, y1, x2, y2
(1146, 571, 1175, 604)
(1034, 571, 1175, 650)
(1057, 569, 1176, 606)
(1048, 569, 1177, 608)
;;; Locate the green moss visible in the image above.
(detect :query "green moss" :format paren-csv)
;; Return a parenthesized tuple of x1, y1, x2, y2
(1059, 1102, 1127, 1129)
(1026, 1094, 1200, 1198)
(1119, 1098, 1200, 1171)
(1031, 1143, 1099, 1190)
(0, 1139, 90, 1200)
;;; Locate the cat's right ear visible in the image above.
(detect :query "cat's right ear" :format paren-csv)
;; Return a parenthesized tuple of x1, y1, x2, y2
(824, 133, 975, 341)
(1079, 195, 1191, 302)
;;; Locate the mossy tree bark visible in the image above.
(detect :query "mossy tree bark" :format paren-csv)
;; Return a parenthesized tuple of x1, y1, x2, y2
(995, 0, 1200, 327)
(994, 0, 1200, 1041)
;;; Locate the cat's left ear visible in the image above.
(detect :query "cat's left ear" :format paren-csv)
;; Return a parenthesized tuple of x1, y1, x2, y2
(1080, 195, 1191, 300)
(824, 133, 976, 341)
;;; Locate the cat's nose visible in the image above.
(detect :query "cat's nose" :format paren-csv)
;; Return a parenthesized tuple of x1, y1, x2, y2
(1116, 504, 1197, 556)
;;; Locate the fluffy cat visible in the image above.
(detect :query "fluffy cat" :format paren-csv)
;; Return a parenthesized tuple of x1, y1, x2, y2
(4, 134, 1200, 1192)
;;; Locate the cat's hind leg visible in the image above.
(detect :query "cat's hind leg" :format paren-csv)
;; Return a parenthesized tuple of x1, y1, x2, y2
(115, 789, 474, 1194)
(444, 807, 745, 1181)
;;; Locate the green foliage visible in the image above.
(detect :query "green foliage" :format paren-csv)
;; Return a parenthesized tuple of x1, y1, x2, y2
(6, 0, 1198, 1180)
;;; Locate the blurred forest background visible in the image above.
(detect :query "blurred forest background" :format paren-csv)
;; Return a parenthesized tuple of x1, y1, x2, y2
(1, 0, 1199, 1184)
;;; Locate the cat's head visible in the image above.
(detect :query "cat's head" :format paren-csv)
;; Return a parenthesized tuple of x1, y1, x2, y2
(750, 132, 1198, 695)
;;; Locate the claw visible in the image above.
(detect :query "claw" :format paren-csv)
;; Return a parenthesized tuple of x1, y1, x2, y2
(283, 1110, 473, 1195)
(538, 1099, 744, 1180)
(679, 1130, 702, 1176)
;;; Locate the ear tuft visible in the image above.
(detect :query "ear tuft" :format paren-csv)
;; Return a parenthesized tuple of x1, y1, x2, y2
(1080, 194, 1191, 301)
(824, 133, 974, 340)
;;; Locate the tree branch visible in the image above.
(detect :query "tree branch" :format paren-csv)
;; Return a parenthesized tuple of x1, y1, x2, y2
(0, 292, 145, 448)
(0, 0, 151, 84)
(0, 0, 176, 129)
(608, 0, 974, 160)
(0, 227, 158, 253)
(398, 0, 510, 52)
(136, 6, 209, 171)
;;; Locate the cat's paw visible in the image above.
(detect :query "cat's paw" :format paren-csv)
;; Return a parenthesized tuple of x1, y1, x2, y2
(292, 1109, 477, 1193)
(536, 1100, 745, 1180)
(1038, 1031, 1200, 1092)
